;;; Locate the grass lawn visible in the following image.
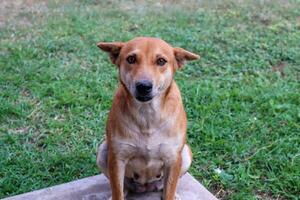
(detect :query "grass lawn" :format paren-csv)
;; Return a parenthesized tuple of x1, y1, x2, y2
(0, 0, 300, 199)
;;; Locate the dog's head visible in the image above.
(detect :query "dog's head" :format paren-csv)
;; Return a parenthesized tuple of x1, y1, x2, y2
(98, 37, 199, 102)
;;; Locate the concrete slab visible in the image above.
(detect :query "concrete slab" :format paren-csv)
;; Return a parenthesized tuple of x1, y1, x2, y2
(3, 173, 218, 200)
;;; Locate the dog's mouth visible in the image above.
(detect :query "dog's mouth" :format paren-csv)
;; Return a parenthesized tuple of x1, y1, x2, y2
(135, 95, 153, 102)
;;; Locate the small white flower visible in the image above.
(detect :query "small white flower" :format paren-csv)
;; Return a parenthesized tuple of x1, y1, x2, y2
(214, 168, 222, 174)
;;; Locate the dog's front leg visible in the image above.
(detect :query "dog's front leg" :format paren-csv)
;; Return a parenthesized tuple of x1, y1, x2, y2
(162, 153, 182, 200)
(108, 150, 126, 200)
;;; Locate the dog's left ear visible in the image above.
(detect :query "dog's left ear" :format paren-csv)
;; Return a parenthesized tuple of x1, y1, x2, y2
(97, 42, 124, 64)
(173, 47, 200, 69)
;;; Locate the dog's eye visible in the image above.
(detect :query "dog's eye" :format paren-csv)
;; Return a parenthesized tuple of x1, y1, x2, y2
(126, 55, 136, 64)
(133, 172, 140, 180)
(157, 58, 167, 66)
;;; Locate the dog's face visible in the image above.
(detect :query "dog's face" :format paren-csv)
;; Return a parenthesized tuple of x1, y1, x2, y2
(98, 37, 199, 102)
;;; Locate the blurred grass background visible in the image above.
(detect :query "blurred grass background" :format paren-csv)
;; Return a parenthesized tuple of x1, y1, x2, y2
(0, 0, 300, 199)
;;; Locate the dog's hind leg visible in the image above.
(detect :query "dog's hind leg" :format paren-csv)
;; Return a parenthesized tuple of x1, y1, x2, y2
(96, 141, 109, 177)
(180, 144, 192, 176)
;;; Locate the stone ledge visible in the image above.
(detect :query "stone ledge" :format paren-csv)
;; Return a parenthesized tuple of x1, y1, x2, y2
(3, 173, 218, 200)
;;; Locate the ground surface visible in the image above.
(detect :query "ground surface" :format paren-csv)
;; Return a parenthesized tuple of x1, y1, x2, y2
(0, 0, 299, 199)
(4, 173, 217, 200)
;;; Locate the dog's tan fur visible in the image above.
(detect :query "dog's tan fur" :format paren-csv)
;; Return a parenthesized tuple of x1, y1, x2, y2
(97, 141, 192, 196)
(97, 37, 199, 200)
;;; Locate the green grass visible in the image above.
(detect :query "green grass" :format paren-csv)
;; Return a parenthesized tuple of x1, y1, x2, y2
(0, 0, 300, 199)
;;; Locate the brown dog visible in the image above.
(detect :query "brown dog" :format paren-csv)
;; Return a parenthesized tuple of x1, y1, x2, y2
(97, 37, 199, 200)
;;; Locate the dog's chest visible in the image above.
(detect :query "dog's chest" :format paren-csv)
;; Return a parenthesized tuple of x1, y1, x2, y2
(116, 133, 182, 164)
(139, 135, 178, 159)
(114, 99, 184, 163)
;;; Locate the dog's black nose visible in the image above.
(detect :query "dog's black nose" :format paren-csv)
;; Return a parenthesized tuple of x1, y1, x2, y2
(136, 80, 153, 96)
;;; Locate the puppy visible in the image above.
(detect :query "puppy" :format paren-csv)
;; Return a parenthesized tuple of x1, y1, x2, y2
(97, 37, 199, 200)
(97, 141, 192, 195)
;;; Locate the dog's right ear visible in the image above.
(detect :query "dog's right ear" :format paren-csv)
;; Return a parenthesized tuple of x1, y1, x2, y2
(97, 42, 124, 64)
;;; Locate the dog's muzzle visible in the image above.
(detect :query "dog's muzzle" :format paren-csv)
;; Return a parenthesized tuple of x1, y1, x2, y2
(135, 80, 153, 102)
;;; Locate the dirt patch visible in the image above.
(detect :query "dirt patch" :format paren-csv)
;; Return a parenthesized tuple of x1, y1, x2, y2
(210, 182, 234, 199)
(12, 126, 30, 134)
(256, 191, 285, 200)
(272, 62, 286, 77)
(0, 0, 48, 28)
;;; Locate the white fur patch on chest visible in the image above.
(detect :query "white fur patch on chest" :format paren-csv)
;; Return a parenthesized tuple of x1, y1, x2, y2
(114, 133, 182, 165)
